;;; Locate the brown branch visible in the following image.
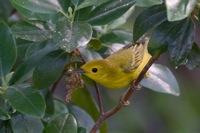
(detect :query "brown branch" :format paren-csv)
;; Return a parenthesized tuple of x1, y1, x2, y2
(90, 56, 158, 133)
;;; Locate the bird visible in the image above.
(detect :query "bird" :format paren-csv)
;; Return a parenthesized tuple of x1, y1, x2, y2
(76, 39, 151, 89)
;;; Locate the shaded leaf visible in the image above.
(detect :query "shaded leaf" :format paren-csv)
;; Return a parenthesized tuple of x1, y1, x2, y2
(0, 21, 17, 78)
(167, 18, 195, 66)
(10, 113, 44, 133)
(45, 113, 77, 133)
(166, 0, 198, 21)
(68, 105, 95, 133)
(72, 0, 97, 10)
(11, 41, 57, 84)
(185, 43, 200, 70)
(6, 84, 46, 118)
(33, 50, 67, 89)
(141, 64, 179, 96)
(135, 0, 163, 7)
(100, 29, 132, 44)
(133, 5, 167, 41)
(87, 0, 136, 25)
(53, 20, 92, 52)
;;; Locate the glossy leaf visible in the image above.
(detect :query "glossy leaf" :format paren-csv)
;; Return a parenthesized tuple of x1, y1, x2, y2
(68, 105, 95, 133)
(11, 20, 55, 42)
(167, 18, 195, 66)
(0, 21, 17, 78)
(53, 20, 92, 52)
(33, 50, 67, 89)
(45, 113, 77, 133)
(185, 43, 200, 70)
(141, 64, 179, 96)
(87, 0, 136, 25)
(10, 113, 44, 133)
(166, 0, 198, 21)
(0, 0, 13, 21)
(11, 0, 63, 14)
(6, 84, 46, 118)
(135, 0, 163, 7)
(133, 5, 167, 42)
(11, 41, 57, 84)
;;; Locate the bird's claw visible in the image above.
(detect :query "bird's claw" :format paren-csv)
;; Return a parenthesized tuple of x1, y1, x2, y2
(120, 99, 130, 106)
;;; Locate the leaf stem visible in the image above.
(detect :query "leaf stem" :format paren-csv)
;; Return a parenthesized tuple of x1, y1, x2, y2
(90, 56, 158, 133)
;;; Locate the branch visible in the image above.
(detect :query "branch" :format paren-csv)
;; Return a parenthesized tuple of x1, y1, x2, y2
(90, 56, 158, 133)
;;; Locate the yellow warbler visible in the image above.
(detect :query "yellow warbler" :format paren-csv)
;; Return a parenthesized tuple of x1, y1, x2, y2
(77, 40, 151, 89)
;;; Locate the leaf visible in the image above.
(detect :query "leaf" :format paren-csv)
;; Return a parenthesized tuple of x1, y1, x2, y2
(72, 0, 97, 10)
(167, 18, 195, 66)
(133, 4, 167, 42)
(33, 50, 68, 89)
(10, 113, 44, 133)
(10, 41, 58, 84)
(68, 105, 95, 133)
(44, 113, 77, 133)
(135, 0, 163, 7)
(10, 0, 63, 14)
(71, 86, 107, 133)
(87, 0, 136, 25)
(0, 120, 12, 133)
(165, 0, 198, 21)
(100, 29, 132, 44)
(141, 64, 179, 96)
(0, 0, 13, 21)
(88, 38, 102, 50)
(6, 84, 46, 118)
(53, 20, 92, 52)
(185, 43, 200, 70)
(0, 21, 17, 78)
(11, 20, 55, 42)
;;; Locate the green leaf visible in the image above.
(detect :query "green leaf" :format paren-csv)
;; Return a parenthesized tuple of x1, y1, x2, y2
(11, 20, 55, 42)
(68, 105, 95, 133)
(0, 98, 14, 120)
(87, 0, 136, 25)
(100, 29, 132, 44)
(166, 0, 198, 21)
(6, 84, 46, 118)
(78, 48, 102, 62)
(0, 0, 13, 21)
(135, 0, 163, 7)
(78, 127, 86, 133)
(10, 0, 63, 14)
(0, 21, 17, 78)
(53, 20, 92, 52)
(133, 5, 167, 42)
(45, 113, 77, 133)
(185, 43, 200, 70)
(72, 0, 97, 10)
(141, 64, 179, 96)
(0, 120, 12, 133)
(88, 38, 102, 50)
(11, 41, 57, 84)
(33, 50, 67, 89)
(71, 86, 107, 133)
(167, 18, 195, 66)
(10, 113, 44, 133)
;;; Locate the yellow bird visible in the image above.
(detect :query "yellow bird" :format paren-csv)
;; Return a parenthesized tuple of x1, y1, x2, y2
(77, 39, 151, 89)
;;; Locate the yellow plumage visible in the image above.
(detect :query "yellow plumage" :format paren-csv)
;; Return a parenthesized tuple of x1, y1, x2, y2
(79, 40, 151, 89)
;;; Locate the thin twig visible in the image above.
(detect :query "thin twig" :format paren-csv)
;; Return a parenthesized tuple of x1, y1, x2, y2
(90, 56, 158, 133)
(76, 48, 104, 114)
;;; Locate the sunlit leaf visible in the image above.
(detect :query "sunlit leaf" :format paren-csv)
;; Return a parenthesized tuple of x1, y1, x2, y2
(165, 0, 198, 21)
(141, 64, 179, 96)
(135, 0, 163, 7)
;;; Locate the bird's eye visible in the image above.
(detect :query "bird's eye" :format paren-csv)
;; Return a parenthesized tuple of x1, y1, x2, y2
(92, 68, 98, 73)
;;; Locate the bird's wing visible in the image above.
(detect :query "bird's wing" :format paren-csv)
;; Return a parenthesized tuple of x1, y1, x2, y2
(122, 41, 147, 72)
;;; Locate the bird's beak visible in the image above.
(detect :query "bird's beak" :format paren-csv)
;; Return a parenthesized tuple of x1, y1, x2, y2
(74, 68, 86, 73)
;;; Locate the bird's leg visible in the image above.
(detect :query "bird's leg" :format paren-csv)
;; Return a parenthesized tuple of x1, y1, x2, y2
(131, 81, 142, 90)
(120, 96, 130, 106)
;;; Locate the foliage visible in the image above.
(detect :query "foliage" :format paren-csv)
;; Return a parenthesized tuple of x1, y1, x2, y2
(0, 0, 200, 132)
